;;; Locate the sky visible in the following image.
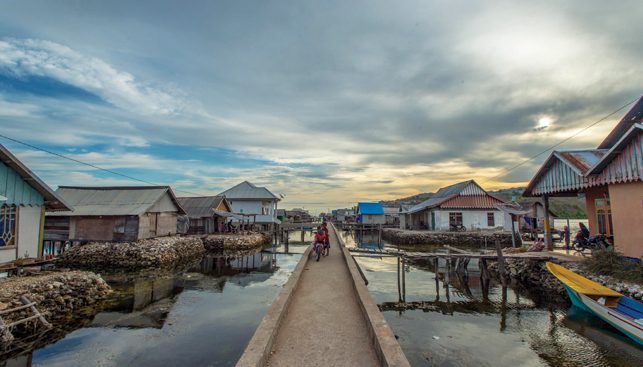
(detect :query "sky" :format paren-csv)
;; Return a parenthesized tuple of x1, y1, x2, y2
(0, 0, 642, 214)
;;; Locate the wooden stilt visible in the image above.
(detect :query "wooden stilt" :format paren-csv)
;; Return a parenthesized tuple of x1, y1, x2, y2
(495, 240, 506, 286)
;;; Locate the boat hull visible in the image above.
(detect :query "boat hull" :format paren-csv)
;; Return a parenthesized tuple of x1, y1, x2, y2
(563, 284, 643, 346)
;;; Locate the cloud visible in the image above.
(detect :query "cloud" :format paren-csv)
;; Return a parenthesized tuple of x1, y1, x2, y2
(1, 0, 642, 214)
(0, 38, 198, 115)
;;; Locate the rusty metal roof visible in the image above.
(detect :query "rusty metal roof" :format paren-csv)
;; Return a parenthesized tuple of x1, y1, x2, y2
(556, 150, 607, 176)
(522, 149, 608, 197)
(598, 95, 643, 150)
(49, 186, 186, 216)
(439, 195, 506, 209)
(406, 180, 506, 213)
(177, 196, 231, 218)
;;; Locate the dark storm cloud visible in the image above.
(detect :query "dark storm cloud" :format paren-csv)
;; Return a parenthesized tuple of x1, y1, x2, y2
(0, 0, 642, 200)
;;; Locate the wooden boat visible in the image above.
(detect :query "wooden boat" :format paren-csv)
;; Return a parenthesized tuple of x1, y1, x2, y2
(547, 262, 643, 346)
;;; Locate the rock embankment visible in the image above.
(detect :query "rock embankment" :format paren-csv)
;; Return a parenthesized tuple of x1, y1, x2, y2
(0, 271, 109, 329)
(57, 236, 205, 270)
(203, 233, 271, 252)
(488, 259, 643, 301)
(488, 259, 566, 296)
(383, 229, 522, 247)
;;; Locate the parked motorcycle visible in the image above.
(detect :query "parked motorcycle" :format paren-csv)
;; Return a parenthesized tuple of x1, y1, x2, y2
(450, 224, 466, 232)
(572, 223, 610, 252)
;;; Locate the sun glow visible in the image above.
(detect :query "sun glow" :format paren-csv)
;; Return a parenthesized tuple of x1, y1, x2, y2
(538, 117, 551, 127)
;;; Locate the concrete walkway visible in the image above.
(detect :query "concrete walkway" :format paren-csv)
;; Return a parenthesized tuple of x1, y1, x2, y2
(267, 226, 380, 366)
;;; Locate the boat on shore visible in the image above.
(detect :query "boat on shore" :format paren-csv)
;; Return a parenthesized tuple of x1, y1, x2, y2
(547, 262, 643, 346)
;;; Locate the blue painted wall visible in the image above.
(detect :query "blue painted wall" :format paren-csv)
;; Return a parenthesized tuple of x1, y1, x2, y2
(0, 161, 44, 206)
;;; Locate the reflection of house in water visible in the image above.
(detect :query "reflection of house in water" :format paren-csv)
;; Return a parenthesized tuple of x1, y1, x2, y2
(90, 276, 185, 329)
(188, 253, 279, 288)
(352, 231, 382, 249)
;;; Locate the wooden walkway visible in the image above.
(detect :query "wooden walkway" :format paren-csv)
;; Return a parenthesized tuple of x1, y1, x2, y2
(348, 247, 551, 261)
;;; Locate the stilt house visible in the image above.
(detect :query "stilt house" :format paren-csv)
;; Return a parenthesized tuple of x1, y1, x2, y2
(218, 181, 280, 230)
(400, 180, 510, 231)
(523, 95, 643, 257)
(176, 196, 233, 234)
(0, 143, 73, 264)
(44, 186, 186, 247)
(357, 203, 385, 224)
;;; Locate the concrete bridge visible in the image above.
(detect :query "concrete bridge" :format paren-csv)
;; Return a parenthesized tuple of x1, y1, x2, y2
(236, 223, 410, 367)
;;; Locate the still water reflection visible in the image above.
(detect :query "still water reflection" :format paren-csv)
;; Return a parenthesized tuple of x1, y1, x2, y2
(1, 243, 305, 367)
(341, 230, 643, 367)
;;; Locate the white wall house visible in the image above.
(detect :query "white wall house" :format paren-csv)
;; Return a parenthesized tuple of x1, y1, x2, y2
(401, 180, 509, 231)
(219, 181, 280, 229)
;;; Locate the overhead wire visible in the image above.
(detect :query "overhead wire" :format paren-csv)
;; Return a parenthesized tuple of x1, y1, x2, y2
(1, 95, 640, 199)
(0, 133, 208, 197)
(480, 96, 641, 184)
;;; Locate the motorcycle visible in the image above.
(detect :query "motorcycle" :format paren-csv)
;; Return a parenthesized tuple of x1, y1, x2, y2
(314, 241, 325, 261)
(450, 224, 466, 232)
(572, 223, 610, 253)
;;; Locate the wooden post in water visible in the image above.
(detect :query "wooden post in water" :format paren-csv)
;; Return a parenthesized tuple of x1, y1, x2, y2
(543, 195, 553, 251)
(397, 257, 402, 303)
(444, 257, 450, 288)
(480, 259, 490, 280)
(495, 239, 506, 286)
(301, 229, 305, 243)
(402, 257, 406, 303)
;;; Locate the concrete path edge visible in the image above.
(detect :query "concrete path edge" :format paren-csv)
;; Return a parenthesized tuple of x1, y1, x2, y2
(236, 244, 313, 367)
(331, 222, 412, 367)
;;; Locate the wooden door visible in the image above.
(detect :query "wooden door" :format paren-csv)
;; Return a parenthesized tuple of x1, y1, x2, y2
(150, 213, 157, 236)
(595, 199, 612, 236)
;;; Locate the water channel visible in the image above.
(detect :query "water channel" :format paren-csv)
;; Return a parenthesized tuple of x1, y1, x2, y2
(0, 241, 309, 367)
(342, 229, 643, 367)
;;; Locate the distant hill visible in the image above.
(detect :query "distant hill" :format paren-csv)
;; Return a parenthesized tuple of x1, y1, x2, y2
(381, 186, 588, 219)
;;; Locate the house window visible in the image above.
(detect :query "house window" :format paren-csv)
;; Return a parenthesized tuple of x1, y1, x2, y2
(595, 199, 612, 236)
(368, 215, 373, 220)
(449, 212, 463, 226)
(0, 205, 17, 247)
(487, 213, 495, 227)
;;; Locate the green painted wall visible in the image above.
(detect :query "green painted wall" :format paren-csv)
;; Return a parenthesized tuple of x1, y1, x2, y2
(0, 161, 44, 206)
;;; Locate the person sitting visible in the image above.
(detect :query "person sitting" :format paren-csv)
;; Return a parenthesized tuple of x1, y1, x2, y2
(322, 222, 330, 256)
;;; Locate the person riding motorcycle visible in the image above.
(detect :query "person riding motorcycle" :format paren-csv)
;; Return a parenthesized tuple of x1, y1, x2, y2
(314, 226, 327, 261)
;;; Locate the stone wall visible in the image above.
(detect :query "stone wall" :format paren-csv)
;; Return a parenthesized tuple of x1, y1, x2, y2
(488, 259, 643, 301)
(57, 236, 205, 270)
(202, 233, 271, 253)
(382, 229, 522, 247)
(0, 271, 109, 334)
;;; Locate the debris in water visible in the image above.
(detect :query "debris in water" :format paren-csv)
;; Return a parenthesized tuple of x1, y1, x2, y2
(168, 323, 174, 326)
(432, 336, 440, 340)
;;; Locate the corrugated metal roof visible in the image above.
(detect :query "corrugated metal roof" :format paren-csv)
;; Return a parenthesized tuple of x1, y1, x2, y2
(177, 196, 229, 218)
(406, 180, 477, 213)
(49, 186, 186, 216)
(598, 95, 643, 150)
(218, 181, 279, 200)
(522, 149, 607, 197)
(382, 207, 400, 214)
(0, 143, 73, 211)
(439, 195, 505, 209)
(358, 203, 384, 215)
(556, 150, 606, 175)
